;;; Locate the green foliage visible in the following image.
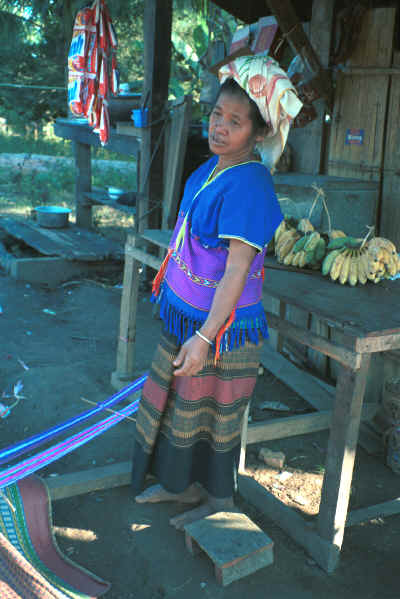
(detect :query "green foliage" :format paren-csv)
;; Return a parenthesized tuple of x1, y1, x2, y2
(0, 1, 68, 129)
(0, 131, 73, 156)
(0, 1, 238, 131)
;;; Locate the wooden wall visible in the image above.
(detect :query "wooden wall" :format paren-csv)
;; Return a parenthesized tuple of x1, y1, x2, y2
(327, 7, 396, 184)
(379, 50, 400, 247)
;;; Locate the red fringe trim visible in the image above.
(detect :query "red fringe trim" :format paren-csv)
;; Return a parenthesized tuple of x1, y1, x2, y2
(214, 308, 236, 365)
(152, 248, 173, 297)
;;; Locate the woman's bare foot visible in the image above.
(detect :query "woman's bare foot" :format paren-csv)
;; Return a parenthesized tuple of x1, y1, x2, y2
(169, 495, 237, 530)
(135, 483, 206, 504)
(169, 503, 215, 530)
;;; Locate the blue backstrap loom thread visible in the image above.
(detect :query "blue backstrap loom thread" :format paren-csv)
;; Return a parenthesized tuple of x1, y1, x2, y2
(0, 374, 147, 488)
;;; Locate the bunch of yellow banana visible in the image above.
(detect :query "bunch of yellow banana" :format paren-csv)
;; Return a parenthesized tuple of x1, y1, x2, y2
(283, 231, 327, 268)
(275, 227, 301, 263)
(322, 245, 371, 285)
(366, 237, 400, 280)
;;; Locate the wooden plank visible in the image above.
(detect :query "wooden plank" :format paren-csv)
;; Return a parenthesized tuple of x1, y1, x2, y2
(84, 190, 137, 217)
(247, 402, 377, 445)
(327, 8, 396, 181)
(341, 67, 400, 76)
(184, 511, 274, 586)
(75, 141, 92, 228)
(125, 245, 162, 271)
(260, 345, 376, 420)
(265, 310, 362, 369)
(163, 96, 192, 230)
(112, 235, 142, 385)
(10, 257, 121, 287)
(262, 266, 400, 341)
(276, 300, 286, 354)
(45, 461, 131, 500)
(261, 344, 334, 411)
(317, 354, 371, 571)
(281, 304, 309, 367)
(115, 122, 143, 137)
(266, 0, 332, 107)
(140, 229, 172, 250)
(238, 473, 337, 573)
(0, 217, 122, 261)
(288, 0, 334, 174)
(379, 51, 400, 247)
(346, 498, 400, 527)
(54, 119, 140, 157)
(248, 411, 331, 444)
(308, 315, 330, 377)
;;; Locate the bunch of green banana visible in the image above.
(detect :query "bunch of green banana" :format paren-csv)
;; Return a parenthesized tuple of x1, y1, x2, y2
(326, 235, 363, 251)
(284, 231, 327, 269)
(322, 245, 371, 285)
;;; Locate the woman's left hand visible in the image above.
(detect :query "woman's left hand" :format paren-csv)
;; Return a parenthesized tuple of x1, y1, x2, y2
(173, 335, 210, 376)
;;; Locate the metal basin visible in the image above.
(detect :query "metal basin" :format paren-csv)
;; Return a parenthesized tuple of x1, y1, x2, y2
(35, 206, 71, 229)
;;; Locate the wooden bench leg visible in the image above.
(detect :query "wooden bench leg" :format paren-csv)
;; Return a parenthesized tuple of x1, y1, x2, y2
(316, 353, 371, 572)
(239, 403, 250, 474)
(74, 141, 92, 229)
(185, 532, 202, 556)
(111, 234, 141, 389)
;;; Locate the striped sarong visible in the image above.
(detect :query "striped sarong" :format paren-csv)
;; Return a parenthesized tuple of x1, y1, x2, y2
(131, 332, 261, 499)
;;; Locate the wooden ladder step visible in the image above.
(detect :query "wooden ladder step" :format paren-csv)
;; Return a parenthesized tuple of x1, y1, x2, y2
(184, 511, 274, 586)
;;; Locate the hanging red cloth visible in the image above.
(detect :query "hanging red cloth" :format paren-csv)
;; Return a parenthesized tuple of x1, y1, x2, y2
(67, 0, 119, 145)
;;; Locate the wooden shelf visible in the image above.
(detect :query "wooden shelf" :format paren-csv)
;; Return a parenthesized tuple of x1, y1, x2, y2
(84, 190, 137, 216)
(54, 118, 141, 157)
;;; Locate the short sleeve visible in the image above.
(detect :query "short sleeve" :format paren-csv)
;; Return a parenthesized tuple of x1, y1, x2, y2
(217, 166, 283, 251)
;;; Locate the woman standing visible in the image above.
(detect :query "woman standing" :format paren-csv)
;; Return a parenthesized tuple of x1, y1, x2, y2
(131, 55, 302, 530)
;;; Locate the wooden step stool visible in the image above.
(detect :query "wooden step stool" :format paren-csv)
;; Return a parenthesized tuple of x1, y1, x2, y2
(184, 511, 274, 586)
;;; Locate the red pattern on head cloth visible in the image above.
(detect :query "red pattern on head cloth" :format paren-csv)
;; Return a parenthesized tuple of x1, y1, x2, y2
(218, 55, 303, 170)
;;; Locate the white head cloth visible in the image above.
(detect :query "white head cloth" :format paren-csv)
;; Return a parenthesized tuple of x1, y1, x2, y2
(218, 55, 303, 170)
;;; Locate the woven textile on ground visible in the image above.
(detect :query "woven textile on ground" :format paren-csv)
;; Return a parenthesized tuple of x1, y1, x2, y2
(0, 475, 110, 599)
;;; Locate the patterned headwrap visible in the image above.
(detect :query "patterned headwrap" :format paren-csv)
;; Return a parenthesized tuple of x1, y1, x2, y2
(218, 55, 303, 170)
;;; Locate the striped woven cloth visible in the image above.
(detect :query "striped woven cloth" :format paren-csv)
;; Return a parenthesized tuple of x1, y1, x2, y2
(0, 476, 110, 599)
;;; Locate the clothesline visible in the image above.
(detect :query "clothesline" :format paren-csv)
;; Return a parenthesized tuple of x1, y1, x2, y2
(0, 374, 147, 466)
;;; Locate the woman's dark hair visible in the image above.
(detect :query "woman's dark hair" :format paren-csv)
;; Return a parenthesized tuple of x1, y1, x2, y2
(215, 78, 268, 134)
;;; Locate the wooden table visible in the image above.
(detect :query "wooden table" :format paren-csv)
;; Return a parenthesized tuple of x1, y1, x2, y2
(109, 233, 400, 573)
(239, 262, 400, 573)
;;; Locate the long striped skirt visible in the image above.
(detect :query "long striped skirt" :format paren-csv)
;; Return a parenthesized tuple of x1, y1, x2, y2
(131, 332, 261, 499)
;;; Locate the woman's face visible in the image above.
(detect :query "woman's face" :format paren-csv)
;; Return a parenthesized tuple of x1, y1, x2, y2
(208, 92, 262, 163)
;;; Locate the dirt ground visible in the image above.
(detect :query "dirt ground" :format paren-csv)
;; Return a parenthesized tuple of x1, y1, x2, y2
(1, 258, 400, 599)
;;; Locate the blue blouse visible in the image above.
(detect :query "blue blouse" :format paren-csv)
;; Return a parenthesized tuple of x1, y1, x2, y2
(180, 155, 281, 251)
(155, 155, 283, 352)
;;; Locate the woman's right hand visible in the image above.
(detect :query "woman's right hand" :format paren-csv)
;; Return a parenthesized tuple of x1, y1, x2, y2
(173, 334, 210, 376)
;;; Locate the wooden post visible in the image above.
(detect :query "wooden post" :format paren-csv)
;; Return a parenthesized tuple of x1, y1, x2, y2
(266, 0, 332, 108)
(74, 141, 92, 228)
(317, 353, 371, 572)
(111, 234, 141, 389)
(139, 0, 173, 233)
(285, 0, 334, 174)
